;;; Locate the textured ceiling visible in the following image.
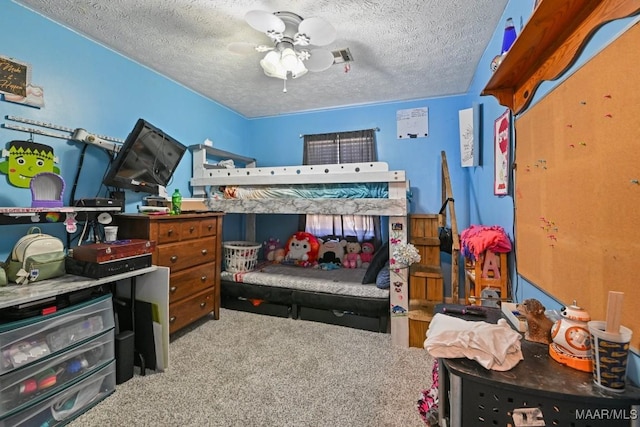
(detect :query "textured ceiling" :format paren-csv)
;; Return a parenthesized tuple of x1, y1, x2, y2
(14, 0, 508, 118)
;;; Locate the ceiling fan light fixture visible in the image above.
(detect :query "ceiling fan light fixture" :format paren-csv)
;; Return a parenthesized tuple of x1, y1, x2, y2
(260, 51, 288, 79)
(280, 47, 298, 71)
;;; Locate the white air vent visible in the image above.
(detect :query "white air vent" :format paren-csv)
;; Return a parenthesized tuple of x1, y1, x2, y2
(332, 48, 353, 64)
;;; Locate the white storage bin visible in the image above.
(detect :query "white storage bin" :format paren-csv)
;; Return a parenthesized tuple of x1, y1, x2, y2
(0, 360, 115, 427)
(0, 295, 114, 374)
(0, 329, 114, 418)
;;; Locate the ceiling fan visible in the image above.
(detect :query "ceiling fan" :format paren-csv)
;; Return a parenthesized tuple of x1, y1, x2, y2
(229, 10, 337, 87)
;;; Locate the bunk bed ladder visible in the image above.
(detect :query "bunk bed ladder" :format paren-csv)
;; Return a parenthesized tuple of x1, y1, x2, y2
(440, 151, 461, 303)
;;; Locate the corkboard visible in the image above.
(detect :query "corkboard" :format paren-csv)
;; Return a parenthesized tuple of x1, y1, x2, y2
(515, 22, 640, 348)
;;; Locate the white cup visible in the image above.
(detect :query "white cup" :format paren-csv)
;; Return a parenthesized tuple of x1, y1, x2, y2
(104, 226, 118, 242)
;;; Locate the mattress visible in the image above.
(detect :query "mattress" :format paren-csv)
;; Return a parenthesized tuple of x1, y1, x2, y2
(221, 263, 389, 299)
(211, 183, 388, 200)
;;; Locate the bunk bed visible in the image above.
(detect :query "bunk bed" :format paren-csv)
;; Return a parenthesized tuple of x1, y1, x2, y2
(189, 144, 411, 345)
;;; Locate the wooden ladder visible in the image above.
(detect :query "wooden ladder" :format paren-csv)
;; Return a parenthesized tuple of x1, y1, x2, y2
(440, 151, 461, 303)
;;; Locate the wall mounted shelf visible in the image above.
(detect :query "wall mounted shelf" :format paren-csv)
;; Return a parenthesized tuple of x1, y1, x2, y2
(482, 0, 640, 114)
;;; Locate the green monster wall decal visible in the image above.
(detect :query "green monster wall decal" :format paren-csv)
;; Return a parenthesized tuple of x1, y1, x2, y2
(0, 140, 60, 188)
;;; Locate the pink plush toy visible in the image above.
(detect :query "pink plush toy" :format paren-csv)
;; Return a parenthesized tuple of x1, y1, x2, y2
(343, 241, 362, 268)
(263, 237, 285, 263)
(360, 242, 375, 267)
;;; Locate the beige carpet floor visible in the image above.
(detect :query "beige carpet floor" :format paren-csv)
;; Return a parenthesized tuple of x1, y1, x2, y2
(68, 308, 434, 427)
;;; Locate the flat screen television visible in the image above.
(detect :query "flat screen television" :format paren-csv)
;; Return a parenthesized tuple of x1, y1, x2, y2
(103, 119, 187, 195)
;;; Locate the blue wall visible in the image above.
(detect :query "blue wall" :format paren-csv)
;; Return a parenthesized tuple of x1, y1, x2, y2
(2, 0, 638, 384)
(466, 1, 640, 382)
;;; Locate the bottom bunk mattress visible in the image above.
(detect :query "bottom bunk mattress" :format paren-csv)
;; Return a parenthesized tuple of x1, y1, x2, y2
(221, 263, 389, 299)
(220, 263, 390, 331)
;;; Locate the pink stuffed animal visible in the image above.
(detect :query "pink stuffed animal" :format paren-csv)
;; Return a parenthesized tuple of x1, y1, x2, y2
(360, 242, 375, 267)
(263, 237, 285, 263)
(343, 241, 362, 268)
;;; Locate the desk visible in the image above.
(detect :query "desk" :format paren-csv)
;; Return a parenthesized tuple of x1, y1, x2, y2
(0, 267, 170, 370)
(435, 305, 640, 426)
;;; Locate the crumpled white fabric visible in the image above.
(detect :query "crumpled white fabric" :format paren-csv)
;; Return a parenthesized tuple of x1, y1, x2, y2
(424, 313, 523, 371)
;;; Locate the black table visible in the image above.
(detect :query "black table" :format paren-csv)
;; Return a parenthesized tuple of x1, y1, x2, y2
(435, 304, 640, 426)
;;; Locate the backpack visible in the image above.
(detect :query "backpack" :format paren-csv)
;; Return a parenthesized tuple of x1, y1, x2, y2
(6, 227, 66, 285)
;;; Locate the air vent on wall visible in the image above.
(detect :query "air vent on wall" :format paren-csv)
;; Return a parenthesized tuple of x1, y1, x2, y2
(332, 48, 353, 64)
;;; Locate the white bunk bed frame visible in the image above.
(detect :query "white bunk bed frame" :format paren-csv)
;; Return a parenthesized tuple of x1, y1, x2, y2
(189, 144, 410, 347)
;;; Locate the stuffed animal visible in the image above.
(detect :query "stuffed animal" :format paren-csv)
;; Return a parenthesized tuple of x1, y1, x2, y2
(360, 242, 375, 267)
(343, 241, 362, 268)
(284, 232, 320, 265)
(317, 236, 347, 265)
(263, 237, 285, 263)
(516, 298, 554, 344)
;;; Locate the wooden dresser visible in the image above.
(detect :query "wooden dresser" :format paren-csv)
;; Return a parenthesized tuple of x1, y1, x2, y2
(115, 212, 223, 334)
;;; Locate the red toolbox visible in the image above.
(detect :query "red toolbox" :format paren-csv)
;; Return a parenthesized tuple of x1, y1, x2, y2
(72, 239, 156, 263)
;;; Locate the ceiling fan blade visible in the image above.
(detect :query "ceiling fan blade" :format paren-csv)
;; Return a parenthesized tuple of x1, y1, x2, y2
(305, 49, 335, 72)
(298, 17, 336, 46)
(228, 42, 259, 55)
(245, 10, 285, 34)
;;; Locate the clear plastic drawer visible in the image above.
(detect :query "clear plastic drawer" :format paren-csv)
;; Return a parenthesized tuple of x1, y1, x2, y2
(0, 360, 115, 427)
(0, 295, 114, 374)
(0, 329, 114, 418)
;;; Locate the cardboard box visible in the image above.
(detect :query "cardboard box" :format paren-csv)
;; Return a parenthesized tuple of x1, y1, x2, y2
(181, 198, 208, 211)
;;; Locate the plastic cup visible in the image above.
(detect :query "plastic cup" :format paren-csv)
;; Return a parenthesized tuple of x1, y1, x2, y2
(588, 320, 632, 392)
(104, 226, 118, 242)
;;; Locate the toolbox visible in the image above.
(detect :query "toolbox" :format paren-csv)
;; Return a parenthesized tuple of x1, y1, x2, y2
(72, 239, 156, 263)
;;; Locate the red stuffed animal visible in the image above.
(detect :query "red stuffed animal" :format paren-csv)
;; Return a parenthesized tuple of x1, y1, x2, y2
(284, 232, 320, 265)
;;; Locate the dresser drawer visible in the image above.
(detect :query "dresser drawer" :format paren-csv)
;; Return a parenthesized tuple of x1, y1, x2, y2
(199, 217, 218, 237)
(157, 236, 216, 272)
(169, 289, 214, 334)
(169, 262, 217, 303)
(180, 219, 201, 240)
(156, 221, 181, 244)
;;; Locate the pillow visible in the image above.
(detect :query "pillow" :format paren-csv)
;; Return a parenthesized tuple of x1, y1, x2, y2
(362, 241, 389, 284)
(375, 264, 391, 289)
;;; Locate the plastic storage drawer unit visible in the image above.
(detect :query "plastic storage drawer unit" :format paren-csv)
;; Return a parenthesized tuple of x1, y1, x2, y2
(0, 295, 114, 375)
(0, 360, 116, 427)
(0, 329, 114, 417)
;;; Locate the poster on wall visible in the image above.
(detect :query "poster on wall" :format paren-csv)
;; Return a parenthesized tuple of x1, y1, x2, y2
(459, 105, 479, 167)
(494, 109, 510, 195)
(396, 107, 428, 139)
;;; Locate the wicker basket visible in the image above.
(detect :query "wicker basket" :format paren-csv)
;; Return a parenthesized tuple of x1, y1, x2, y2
(223, 241, 261, 273)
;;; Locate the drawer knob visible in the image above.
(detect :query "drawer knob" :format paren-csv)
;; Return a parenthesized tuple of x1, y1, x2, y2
(170, 286, 177, 293)
(170, 316, 176, 323)
(201, 249, 208, 255)
(170, 255, 178, 263)
(200, 275, 207, 282)
(168, 229, 174, 235)
(190, 226, 195, 233)
(207, 224, 213, 230)
(200, 302, 206, 308)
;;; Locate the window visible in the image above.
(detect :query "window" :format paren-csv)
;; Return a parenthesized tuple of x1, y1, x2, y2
(302, 129, 380, 242)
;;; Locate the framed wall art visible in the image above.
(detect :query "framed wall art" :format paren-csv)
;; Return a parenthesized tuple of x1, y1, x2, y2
(494, 109, 510, 195)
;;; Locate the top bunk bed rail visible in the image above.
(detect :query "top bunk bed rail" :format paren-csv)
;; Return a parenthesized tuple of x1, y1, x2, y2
(189, 144, 408, 217)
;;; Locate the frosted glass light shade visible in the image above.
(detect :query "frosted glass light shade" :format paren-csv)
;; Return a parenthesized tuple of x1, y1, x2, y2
(260, 51, 287, 79)
(280, 48, 298, 71)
